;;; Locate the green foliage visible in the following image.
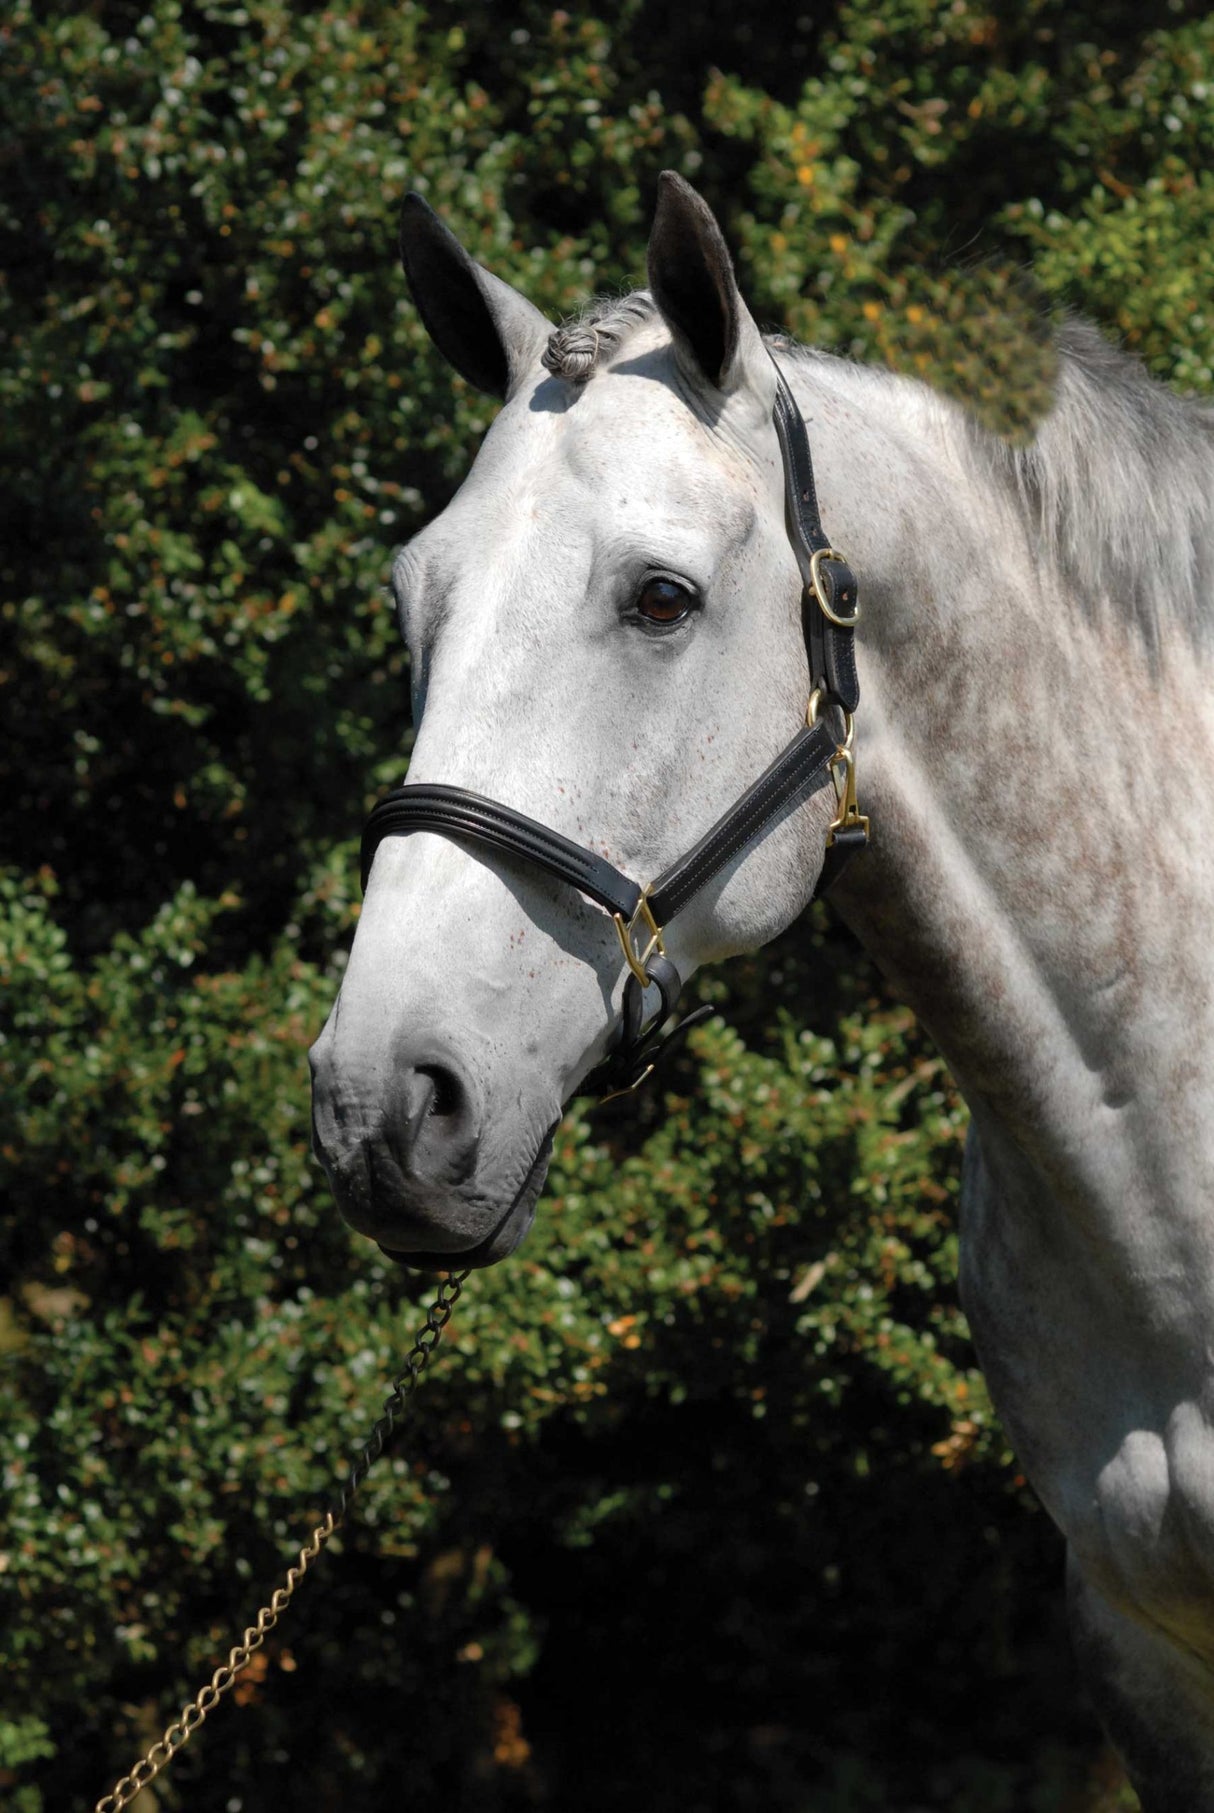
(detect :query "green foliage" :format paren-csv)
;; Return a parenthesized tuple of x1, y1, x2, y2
(6, 0, 1208, 1806)
(705, 0, 1214, 435)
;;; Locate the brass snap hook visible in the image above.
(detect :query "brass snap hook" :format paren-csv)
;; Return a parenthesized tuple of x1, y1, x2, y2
(827, 743, 869, 844)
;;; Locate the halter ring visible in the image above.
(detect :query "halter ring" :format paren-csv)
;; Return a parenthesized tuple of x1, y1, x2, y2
(612, 891, 665, 988)
(806, 691, 856, 751)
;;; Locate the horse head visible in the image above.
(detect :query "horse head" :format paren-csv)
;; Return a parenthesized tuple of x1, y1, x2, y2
(309, 175, 842, 1268)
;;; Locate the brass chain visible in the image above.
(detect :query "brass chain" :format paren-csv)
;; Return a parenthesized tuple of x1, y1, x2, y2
(94, 1268, 471, 1813)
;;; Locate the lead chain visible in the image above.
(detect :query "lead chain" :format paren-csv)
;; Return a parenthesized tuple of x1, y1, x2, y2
(94, 1269, 471, 1813)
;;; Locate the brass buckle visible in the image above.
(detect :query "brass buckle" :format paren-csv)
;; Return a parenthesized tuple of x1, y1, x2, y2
(809, 547, 861, 627)
(612, 890, 665, 988)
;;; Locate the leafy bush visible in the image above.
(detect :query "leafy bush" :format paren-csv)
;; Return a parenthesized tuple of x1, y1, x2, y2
(6, 0, 1208, 1806)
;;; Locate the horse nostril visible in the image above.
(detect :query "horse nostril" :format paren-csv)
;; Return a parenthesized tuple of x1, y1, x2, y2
(393, 1054, 479, 1187)
(419, 1063, 461, 1119)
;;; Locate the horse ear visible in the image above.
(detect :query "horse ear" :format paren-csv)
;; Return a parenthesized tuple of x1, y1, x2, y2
(646, 172, 765, 394)
(399, 193, 550, 399)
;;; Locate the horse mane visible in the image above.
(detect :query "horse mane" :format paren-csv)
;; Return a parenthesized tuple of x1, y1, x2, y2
(544, 293, 1214, 649)
(982, 319, 1214, 649)
(784, 319, 1214, 651)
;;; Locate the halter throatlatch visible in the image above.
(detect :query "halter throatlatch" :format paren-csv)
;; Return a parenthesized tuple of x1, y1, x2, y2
(360, 363, 868, 1101)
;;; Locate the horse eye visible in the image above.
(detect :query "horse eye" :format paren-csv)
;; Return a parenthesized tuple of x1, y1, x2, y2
(635, 577, 695, 626)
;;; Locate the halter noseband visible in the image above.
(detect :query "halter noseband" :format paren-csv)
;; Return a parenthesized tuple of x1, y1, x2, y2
(360, 365, 868, 1101)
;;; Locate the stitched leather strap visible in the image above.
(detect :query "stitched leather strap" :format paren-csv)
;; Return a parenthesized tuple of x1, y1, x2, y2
(772, 370, 827, 555)
(361, 783, 643, 919)
(646, 717, 837, 925)
(771, 366, 860, 715)
(362, 719, 840, 932)
(818, 821, 868, 894)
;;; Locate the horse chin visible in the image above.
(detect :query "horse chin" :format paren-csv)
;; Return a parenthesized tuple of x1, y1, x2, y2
(376, 1124, 556, 1272)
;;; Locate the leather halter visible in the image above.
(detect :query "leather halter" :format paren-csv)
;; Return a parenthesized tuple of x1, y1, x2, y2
(360, 365, 868, 1101)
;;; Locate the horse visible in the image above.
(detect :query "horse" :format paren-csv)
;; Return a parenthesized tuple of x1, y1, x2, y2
(309, 172, 1214, 1807)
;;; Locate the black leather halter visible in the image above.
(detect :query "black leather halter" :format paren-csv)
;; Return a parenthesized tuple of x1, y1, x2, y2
(361, 366, 868, 1100)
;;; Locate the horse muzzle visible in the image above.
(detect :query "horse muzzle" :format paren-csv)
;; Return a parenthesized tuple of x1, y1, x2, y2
(309, 1026, 557, 1268)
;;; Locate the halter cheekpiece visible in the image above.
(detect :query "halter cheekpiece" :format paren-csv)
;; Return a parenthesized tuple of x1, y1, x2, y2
(360, 364, 868, 1101)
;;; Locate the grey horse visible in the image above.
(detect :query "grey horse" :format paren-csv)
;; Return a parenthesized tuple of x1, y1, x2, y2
(310, 173, 1214, 1806)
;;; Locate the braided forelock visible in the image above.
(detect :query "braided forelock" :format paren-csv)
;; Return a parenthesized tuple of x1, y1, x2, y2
(541, 292, 658, 385)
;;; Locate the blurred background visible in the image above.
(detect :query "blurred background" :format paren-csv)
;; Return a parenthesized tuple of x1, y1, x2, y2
(3, 1, 1211, 1806)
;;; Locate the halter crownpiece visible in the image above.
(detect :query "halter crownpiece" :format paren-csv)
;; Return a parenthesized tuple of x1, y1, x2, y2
(360, 361, 868, 1101)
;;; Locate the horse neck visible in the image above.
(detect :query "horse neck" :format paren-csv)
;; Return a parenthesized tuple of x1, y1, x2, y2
(801, 355, 1214, 1218)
